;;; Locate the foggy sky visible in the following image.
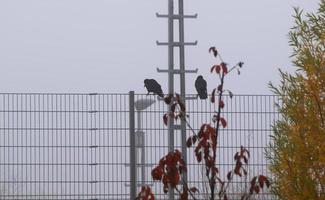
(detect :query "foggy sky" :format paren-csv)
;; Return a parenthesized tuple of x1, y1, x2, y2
(0, 0, 320, 94)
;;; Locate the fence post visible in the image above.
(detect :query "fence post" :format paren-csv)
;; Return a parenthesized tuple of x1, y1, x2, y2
(129, 91, 136, 200)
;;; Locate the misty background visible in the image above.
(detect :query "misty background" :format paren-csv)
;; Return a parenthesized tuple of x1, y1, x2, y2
(0, 1, 319, 199)
(0, 0, 319, 94)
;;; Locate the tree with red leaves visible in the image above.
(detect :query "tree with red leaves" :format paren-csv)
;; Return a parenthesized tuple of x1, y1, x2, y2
(136, 48, 270, 200)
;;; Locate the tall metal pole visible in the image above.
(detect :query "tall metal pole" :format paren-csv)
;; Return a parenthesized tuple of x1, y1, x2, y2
(167, 2, 175, 199)
(178, 0, 188, 185)
(167, 0, 174, 155)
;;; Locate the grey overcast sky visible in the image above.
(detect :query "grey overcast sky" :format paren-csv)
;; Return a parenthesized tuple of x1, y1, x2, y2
(0, 0, 320, 94)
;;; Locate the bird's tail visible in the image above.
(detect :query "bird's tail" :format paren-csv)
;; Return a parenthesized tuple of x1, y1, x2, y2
(158, 92, 164, 98)
(199, 92, 208, 99)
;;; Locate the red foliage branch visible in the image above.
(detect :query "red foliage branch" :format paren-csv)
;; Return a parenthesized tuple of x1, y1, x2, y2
(136, 47, 270, 200)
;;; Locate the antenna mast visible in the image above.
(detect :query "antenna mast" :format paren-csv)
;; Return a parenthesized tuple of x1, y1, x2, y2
(157, 1, 198, 199)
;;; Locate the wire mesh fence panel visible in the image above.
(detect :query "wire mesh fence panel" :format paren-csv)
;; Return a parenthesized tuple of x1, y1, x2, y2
(0, 93, 280, 200)
(135, 94, 280, 200)
(0, 93, 131, 200)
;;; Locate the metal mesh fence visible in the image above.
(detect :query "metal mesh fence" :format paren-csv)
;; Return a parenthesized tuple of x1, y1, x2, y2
(0, 93, 280, 200)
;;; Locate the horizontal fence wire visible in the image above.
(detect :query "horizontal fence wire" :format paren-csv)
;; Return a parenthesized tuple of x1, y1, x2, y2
(0, 93, 280, 200)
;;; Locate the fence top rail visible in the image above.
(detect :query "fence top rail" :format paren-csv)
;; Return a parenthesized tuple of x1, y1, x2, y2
(0, 93, 279, 97)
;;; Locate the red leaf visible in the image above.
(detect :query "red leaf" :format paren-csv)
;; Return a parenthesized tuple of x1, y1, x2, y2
(241, 146, 250, 158)
(186, 137, 193, 147)
(179, 101, 186, 112)
(175, 114, 179, 121)
(234, 152, 239, 161)
(228, 91, 233, 98)
(148, 193, 155, 200)
(206, 156, 214, 168)
(250, 177, 258, 193)
(265, 178, 271, 188)
(219, 100, 225, 108)
(179, 158, 187, 173)
(137, 186, 155, 200)
(212, 115, 218, 123)
(196, 152, 202, 163)
(254, 185, 260, 194)
(171, 103, 177, 113)
(249, 187, 254, 195)
(174, 149, 182, 159)
(243, 156, 248, 164)
(211, 65, 221, 74)
(190, 187, 199, 193)
(221, 62, 228, 74)
(215, 65, 221, 74)
(192, 135, 197, 144)
(165, 153, 173, 165)
(258, 175, 269, 188)
(220, 117, 227, 128)
(164, 94, 173, 105)
(234, 162, 242, 176)
(210, 65, 216, 73)
(211, 89, 216, 103)
(209, 47, 218, 57)
(151, 166, 163, 181)
(175, 93, 181, 103)
(170, 172, 180, 187)
(243, 168, 248, 176)
(238, 61, 244, 68)
(217, 85, 223, 92)
(163, 184, 168, 193)
(180, 190, 188, 200)
(211, 166, 219, 176)
(159, 158, 165, 167)
(227, 171, 232, 181)
(163, 113, 168, 126)
(162, 174, 168, 185)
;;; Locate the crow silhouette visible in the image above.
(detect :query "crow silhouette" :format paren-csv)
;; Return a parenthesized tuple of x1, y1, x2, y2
(144, 79, 164, 98)
(195, 75, 207, 99)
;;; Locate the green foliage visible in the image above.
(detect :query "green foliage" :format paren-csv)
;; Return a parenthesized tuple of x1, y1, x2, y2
(268, 1, 325, 199)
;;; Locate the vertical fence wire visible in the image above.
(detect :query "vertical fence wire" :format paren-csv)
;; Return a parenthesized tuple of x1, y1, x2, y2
(0, 93, 280, 200)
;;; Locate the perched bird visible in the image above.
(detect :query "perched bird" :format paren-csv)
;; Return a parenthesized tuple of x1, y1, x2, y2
(195, 75, 207, 99)
(144, 79, 164, 98)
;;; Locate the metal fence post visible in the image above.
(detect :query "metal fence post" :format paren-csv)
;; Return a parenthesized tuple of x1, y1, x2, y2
(129, 91, 136, 200)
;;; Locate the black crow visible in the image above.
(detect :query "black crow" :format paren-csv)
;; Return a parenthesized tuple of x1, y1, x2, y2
(195, 75, 207, 99)
(144, 79, 164, 98)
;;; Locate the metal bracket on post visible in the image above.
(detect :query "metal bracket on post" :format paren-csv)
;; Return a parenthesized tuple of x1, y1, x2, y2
(156, 68, 198, 74)
(156, 13, 198, 19)
(156, 41, 198, 46)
